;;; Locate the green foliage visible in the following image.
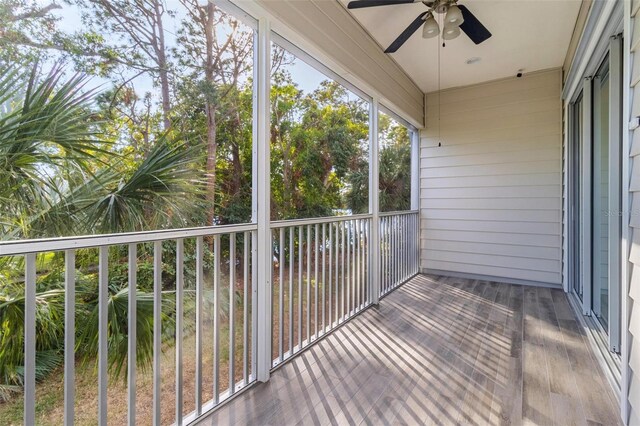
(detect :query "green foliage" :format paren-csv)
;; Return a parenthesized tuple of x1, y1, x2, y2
(379, 114, 412, 212)
(0, 2, 413, 406)
(270, 76, 370, 220)
(0, 64, 107, 239)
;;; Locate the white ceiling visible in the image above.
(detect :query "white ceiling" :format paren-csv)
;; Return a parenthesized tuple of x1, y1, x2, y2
(340, 0, 582, 92)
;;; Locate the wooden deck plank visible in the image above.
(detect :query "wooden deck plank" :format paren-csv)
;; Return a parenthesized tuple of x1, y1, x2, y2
(202, 274, 621, 426)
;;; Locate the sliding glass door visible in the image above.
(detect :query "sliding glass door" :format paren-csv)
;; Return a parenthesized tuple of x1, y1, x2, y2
(568, 37, 622, 354)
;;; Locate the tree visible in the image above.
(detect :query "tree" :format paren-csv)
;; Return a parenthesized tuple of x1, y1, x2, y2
(269, 72, 369, 220)
(0, 64, 202, 399)
(75, 0, 173, 129)
(378, 114, 411, 212)
(174, 1, 254, 225)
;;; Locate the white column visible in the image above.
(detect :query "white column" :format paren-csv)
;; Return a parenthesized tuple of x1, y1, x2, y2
(410, 129, 420, 274)
(369, 99, 380, 304)
(255, 16, 272, 383)
(410, 129, 420, 211)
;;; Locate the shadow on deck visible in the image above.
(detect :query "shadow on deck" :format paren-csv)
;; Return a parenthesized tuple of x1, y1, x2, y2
(200, 274, 621, 425)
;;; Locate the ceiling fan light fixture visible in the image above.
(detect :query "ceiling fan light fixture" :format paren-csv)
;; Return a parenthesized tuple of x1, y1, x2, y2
(442, 26, 461, 40)
(422, 15, 439, 38)
(444, 4, 464, 27)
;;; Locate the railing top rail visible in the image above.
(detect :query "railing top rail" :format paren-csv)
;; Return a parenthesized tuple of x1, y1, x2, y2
(270, 213, 373, 229)
(379, 210, 419, 217)
(0, 222, 258, 256)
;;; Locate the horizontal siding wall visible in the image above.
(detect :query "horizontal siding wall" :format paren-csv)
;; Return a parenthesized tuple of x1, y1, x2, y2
(628, 1, 640, 423)
(420, 69, 563, 286)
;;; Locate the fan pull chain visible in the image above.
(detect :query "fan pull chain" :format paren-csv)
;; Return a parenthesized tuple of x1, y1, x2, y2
(437, 11, 442, 147)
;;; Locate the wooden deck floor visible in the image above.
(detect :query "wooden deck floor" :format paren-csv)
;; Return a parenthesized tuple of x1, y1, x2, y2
(201, 274, 621, 425)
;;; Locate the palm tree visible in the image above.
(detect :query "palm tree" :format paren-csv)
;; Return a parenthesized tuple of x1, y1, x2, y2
(0, 64, 203, 400)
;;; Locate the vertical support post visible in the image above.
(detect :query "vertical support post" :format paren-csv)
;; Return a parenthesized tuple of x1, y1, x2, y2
(369, 99, 380, 304)
(64, 250, 75, 426)
(24, 253, 36, 426)
(175, 239, 184, 424)
(410, 129, 420, 211)
(98, 247, 109, 426)
(127, 243, 137, 426)
(195, 237, 204, 414)
(152, 241, 162, 426)
(255, 16, 272, 383)
(411, 129, 420, 274)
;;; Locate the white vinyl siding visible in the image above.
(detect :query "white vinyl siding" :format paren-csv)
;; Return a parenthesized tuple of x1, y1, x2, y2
(420, 69, 563, 286)
(627, 1, 640, 423)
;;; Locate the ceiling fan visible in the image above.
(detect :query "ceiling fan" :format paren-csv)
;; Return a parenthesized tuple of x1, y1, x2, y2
(346, 0, 492, 53)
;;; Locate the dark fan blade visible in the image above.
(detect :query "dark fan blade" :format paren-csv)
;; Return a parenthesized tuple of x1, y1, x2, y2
(459, 5, 492, 44)
(347, 0, 415, 10)
(385, 12, 428, 53)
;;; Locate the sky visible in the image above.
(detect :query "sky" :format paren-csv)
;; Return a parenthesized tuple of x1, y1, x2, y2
(45, 0, 328, 99)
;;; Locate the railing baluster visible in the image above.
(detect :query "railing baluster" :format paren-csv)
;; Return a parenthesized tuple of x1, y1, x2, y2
(329, 223, 333, 328)
(289, 227, 294, 356)
(380, 218, 384, 296)
(24, 253, 36, 426)
(153, 241, 162, 426)
(213, 235, 220, 404)
(314, 223, 319, 339)
(251, 230, 257, 381)
(279, 228, 284, 362)
(322, 223, 326, 334)
(306, 224, 311, 344)
(340, 221, 345, 322)
(195, 237, 203, 414)
(381, 217, 385, 295)
(298, 226, 303, 351)
(346, 220, 351, 317)
(401, 216, 404, 282)
(393, 216, 397, 288)
(98, 246, 108, 426)
(229, 233, 236, 394)
(415, 213, 419, 274)
(357, 220, 361, 311)
(64, 250, 75, 426)
(393, 217, 397, 289)
(404, 216, 408, 280)
(366, 219, 371, 303)
(243, 231, 249, 385)
(355, 220, 360, 311)
(176, 239, 184, 425)
(335, 223, 339, 325)
(269, 230, 274, 365)
(405, 215, 409, 279)
(128, 243, 137, 426)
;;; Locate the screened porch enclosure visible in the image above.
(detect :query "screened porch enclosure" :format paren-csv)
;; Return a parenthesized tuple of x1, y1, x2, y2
(0, 0, 631, 425)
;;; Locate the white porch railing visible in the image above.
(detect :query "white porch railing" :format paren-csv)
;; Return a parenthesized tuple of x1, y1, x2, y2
(0, 211, 419, 425)
(380, 211, 420, 296)
(270, 214, 372, 366)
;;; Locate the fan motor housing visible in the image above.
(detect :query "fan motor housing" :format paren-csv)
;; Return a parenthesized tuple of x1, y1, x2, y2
(424, 0, 456, 14)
